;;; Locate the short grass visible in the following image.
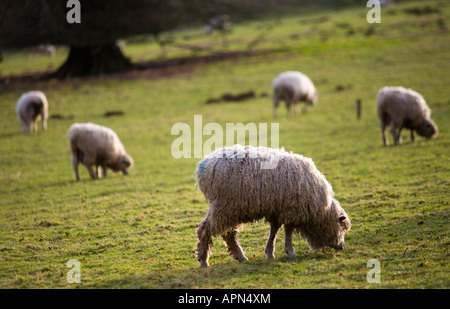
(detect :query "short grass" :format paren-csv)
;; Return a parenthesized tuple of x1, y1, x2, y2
(0, 1, 449, 288)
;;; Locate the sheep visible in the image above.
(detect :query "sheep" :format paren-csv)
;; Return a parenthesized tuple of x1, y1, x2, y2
(68, 123, 133, 180)
(204, 15, 230, 35)
(28, 44, 56, 57)
(377, 86, 438, 146)
(195, 144, 350, 267)
(272, 71, 318, 118)
(16, 91, 48, 133)
(204, 15, 230, 45)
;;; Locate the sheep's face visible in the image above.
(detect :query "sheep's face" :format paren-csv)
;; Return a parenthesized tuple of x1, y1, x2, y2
(113, 154, 133, 175)
(416, 119, 438, 139)
(301, 199, 351, 251)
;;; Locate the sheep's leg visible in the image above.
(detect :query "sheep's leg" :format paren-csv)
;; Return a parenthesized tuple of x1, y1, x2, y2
(25, 120, 32, 133)
(20, 114, 31, 133)
(272, 96, 279, 118)
(390, 123, 400, 146)
(294, 103, 300, 115)
(301, 104, 308, 114)
(284, 224, 296, 258)
(20, 116, 29, 133)
(32, 120, 38, 132)
(86, 165, 98, 179)
(102, 165, 108, 178)
(265, 221, 281, 259)
(380, 123, 388, 146)
(196, 219, 213, 267)
(222, 228, 248, 263)
(410, 130, 415, 143)
(38, 109, 46, 131)
(41, 114, 47, 132)
(286, 101, 293, 116)
(397, 127, 403, 145)
(71, 151, 80, 181)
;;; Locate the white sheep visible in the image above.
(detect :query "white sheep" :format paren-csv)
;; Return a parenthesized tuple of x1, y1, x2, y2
(377, 86, 438, 146)
(16, 91, 48, 133)
(68, 123, 133, 180)
(195, 145, 350, 267)
(272, 71, 318, 118)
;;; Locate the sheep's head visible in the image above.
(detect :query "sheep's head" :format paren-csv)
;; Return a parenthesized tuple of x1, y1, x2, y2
(416, 119, 438, 139)
(300, 199, 351, 251)
(112, 154, 133, 175)
(308, 90, 318, 105)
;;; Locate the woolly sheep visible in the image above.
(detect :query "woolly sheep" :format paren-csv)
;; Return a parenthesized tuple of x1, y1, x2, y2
(272, 71, 318, 118)
(68, 123, 133, 180)
(195, 145, 350, 267)
(16, 91, 48, 133)
(377, 86, 438, 146)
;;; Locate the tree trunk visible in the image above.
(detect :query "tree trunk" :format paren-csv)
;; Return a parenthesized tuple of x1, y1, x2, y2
(51, 43, 132, 79)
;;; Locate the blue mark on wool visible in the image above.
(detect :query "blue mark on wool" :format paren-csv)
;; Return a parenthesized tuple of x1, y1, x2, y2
(197, 159, 208, 173)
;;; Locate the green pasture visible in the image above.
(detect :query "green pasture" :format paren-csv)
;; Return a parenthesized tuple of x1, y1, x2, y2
(0, 1, 449, 288)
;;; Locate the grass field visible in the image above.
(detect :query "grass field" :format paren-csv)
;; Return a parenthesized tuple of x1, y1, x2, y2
(0, 1, 449, 289)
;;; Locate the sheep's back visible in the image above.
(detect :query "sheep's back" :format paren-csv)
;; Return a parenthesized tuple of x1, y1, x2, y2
(16, 91, 48, 114)
(68, 123, 125, 157)
(272, 71, 315, 96)
(196, 145, 333, 223)
(377, 87, 430, 122)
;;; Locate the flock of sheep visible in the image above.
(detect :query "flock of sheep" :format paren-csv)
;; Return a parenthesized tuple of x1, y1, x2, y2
(16, 91, 134, 180)
(15, 68, 438, 268)
(271, 71, 438, 146)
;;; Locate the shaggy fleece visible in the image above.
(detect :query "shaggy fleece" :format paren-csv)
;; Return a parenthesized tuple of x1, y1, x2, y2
(195, 145, 350, 267)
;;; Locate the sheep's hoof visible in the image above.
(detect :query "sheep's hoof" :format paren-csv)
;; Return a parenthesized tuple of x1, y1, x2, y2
(237, 255, 248, 263)
(286, 252, 296, 258)
(199, 260, 209, 268)
(266, 254, 275, 260)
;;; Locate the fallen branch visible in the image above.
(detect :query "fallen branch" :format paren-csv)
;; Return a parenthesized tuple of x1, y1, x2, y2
(381, 244, 426, 261)
(88, 248, 107, 255)
(407, 243, 426, 258)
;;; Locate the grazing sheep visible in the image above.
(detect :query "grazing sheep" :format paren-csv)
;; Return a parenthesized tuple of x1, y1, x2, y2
(68, 123, 133, 180)
(377, 86, 438, 146)
(195, 145, 350, 267)
(272, 71, 318, 118)
(16, 91, 48, 133)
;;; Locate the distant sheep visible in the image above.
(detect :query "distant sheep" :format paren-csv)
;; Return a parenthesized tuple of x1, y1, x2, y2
(195, 145, 350, 267)
(272, 71, 318, 118)
(377, 86, 438, 146)
(16, 91, 48, 133)
(68, 123, 133, 180)
(204, 15, 230, 35)
(28, 44, 56, 57)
